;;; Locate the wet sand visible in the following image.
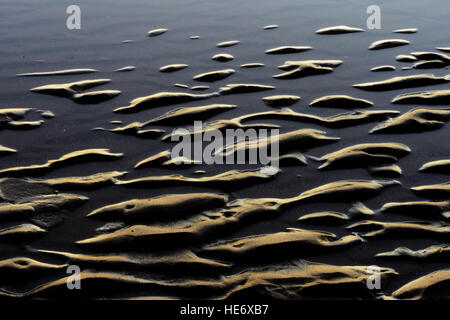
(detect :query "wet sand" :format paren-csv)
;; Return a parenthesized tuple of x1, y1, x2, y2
(0, 0, 449, 300)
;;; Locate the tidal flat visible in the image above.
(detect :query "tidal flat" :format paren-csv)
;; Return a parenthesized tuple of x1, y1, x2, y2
(0, 0, 449, 301)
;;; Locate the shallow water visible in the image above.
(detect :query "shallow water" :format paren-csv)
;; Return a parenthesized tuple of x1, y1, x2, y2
(0, 0, 449, 299)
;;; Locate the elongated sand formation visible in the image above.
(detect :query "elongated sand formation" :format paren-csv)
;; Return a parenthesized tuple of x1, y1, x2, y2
(368, 39, 410, 50)
(370, 108, 450, 133)
(87, 193, 228, 220)
(143, 104, 236, 125)
(265, 46, 312, 54)
(202, 228, 361, 260)
(316, 25, 364, 34)
(31, 79, 111, 97)
(0, 149, 123, 177)
(216, 40, 240, 48)
(392, 90, 450, 104)
(273, 60, 342, 79)
(376, 245, 450, 260)
(114, 91, 218, 113)
(389, 269, 450, 300)
(354, 74, 450, 91)
(309, 95, 373, 109)
(311, 142, 410, 170)
(17, 68, 97, 77)
(419, 159, 450, 173)
(147, 28, 168, 36)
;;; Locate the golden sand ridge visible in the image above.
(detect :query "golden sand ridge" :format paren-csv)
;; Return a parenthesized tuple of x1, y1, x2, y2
(113, 167, 280, 188)
(216, 129, 340, 158)
(311, 142, 410, 170)
(309, 95, 373, 109)
(159, 64, 188, 72)
(86, 193, 229, 220)
(193, 69, 235, 82)
(354, 74, 450, 91)
(376, 245, 449, 259)
(273, 60, 342, 79)
(143, 104, 236, 126)
(17, 68, 97, 77)
(202, 228, 361, 259)
(368, 39, 410, 50)
(368, 164, 402, 177)
(0, 149, 123, 177)
(419, 159, 450, 173)
(370, 108, 450, 133)
(0, 223, 46, 241)
(392, 90, 450, 104)
(114, 91, 218, 113)
(389, 269, 450, 300)
(298, 211, 350, 224)
(265, 46, 312, 54)
(347, 220, 450, 238)
(316, 25, 364, 34)
(370, 65, 396, 72)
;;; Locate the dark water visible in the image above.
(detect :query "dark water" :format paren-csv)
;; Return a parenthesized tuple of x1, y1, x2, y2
(0, 0, 449, 299)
